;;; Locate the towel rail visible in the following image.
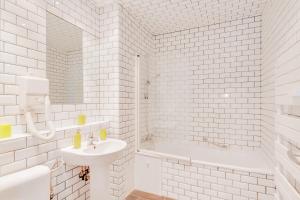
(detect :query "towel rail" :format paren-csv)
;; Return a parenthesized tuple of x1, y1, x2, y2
(275, 140, 300, 183)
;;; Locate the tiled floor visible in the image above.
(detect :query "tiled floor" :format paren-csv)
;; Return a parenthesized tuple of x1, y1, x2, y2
(126, 190, 174, 200)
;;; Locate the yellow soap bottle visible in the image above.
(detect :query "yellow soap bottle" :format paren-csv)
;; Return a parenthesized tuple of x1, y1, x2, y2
(100, 128, 107, 141)
(0, 124, 12, 139)
(73, 131, 81, 149)
(77, 114, 86, 125)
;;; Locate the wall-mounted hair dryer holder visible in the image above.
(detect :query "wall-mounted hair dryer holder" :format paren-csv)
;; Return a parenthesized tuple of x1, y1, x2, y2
(17, 76, 56, 140)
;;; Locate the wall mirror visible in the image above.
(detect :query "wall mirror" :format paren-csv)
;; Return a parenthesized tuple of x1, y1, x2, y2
(46, 12, 83, 104)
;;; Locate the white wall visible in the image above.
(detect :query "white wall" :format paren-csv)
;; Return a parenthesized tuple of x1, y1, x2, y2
(1, 0, 299, 199)
(0, 0, 153, 199)
(0, 0, 103, 200)
(262, 0, 300, 198)
(148, 17, 262, 150)
(117, 4, 155, 198)
(161, 158, 275, 200)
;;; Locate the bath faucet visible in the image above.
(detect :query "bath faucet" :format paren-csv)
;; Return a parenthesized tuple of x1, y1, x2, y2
(203, 137, 228, 149)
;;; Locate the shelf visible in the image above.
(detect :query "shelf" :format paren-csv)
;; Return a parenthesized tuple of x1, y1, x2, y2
(0, 133, 29, 142)
(32, 121, 109, 135)
(52, 121, 108, 132)
(0, 121, 108, 143)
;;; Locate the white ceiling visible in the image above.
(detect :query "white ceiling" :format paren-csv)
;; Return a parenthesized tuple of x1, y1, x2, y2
(47, 12, 82, 52)
(96, 0, 268, 35)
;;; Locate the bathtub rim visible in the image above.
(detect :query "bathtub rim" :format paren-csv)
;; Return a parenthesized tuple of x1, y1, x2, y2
(136, 149, 274, 175)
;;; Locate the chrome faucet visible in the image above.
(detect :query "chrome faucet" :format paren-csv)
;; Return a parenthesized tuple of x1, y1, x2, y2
(203, 136, 228, 149)
(87, 133, 98, 148)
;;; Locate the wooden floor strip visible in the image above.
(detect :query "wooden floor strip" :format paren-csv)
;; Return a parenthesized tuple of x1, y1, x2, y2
(126, 190, 174, 200)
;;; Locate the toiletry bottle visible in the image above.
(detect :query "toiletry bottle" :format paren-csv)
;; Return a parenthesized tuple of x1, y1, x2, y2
(73, 130, 81, 149)
(77, 114, 86, 125)
(100, 128, 107, 141)
(0, 124, 12, 139)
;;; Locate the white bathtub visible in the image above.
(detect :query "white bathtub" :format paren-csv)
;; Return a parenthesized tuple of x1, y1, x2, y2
(138, 142, 272, 172)
(134, 142, 275, 199)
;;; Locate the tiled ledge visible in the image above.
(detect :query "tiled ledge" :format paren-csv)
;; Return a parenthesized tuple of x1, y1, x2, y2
(0, 134, 30, 142)
(0, 121, 109, 144)
(40, 121, 109, 134)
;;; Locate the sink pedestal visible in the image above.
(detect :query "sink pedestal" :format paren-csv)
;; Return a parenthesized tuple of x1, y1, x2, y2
(90, 164, 110, 200)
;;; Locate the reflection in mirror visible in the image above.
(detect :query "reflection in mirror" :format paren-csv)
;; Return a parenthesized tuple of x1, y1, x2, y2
(46, 12, 83, 104)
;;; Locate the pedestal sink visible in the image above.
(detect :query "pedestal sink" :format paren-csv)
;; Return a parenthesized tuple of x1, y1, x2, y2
(61, 138, 127, 200)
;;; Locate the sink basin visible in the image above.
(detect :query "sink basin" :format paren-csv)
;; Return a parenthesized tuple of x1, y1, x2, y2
(83, 140, 125, 155)
(61, 138, 127, 200)
(61, 138, 127, 166)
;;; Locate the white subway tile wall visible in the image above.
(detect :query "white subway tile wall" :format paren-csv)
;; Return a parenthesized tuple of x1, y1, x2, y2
(115, 4, 155, 198)
(0, 0, 155, 199)
(161, 159, 275, 200)
(0, 0, 112, 200)
(119, 0, 268, 35)
(148, 17, 262, 150)
(3, 0, 300, 199)
(98, 4, 125, 199)
(262, 0, 300, 199)
(0, 0, 102, 129)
